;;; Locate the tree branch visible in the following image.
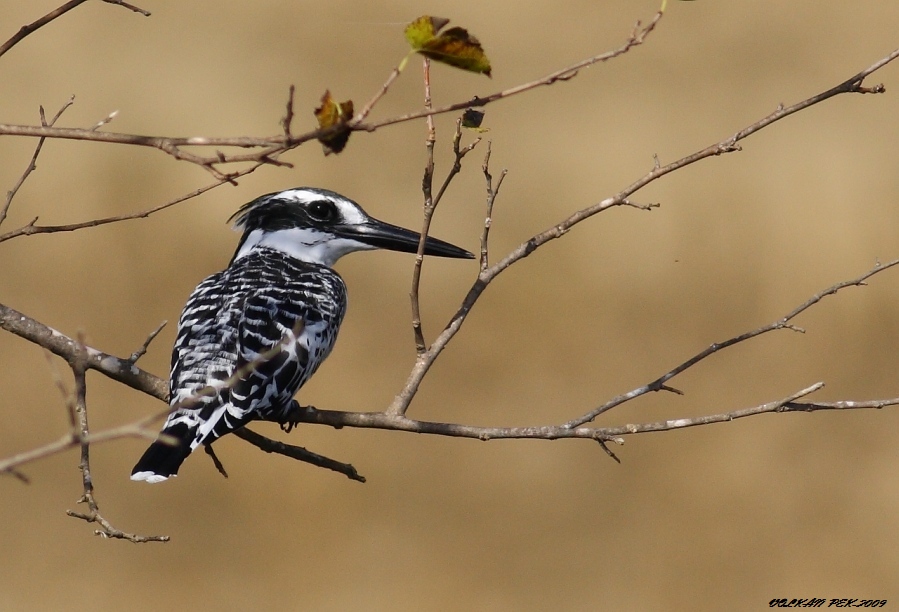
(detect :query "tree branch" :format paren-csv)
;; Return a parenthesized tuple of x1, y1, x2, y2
(383, 45, 899, 418)
(0, 0, 149, 60)
(0, 9, 663, 186)
(3, 256, 898, 476)
(0, 96, 75, 228)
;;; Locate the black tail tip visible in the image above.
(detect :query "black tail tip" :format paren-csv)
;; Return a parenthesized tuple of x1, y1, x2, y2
(131, 425, 192, 483)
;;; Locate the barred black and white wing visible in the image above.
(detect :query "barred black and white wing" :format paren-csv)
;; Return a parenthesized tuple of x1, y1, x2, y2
(131, 249, 347, 482)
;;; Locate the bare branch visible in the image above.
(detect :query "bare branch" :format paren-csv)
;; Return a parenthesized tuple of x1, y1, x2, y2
(383, 45, 899, 418)
(352, 63, 404, 125)
(281, 85, 296, 137)
(1, 17, 898, 504)
(358, 11, 665, 134)
(101, 0, 151, 18)
(0, 302, 168, 399)
(0, 159, 271, 244)
(1, 97, 75, 228)
(65, 506, 169, 543)
(566, 257, 899, 427)
(233, 429, 366, 483)
(0, 8, 663, 184)
(479, 143, 506, 271)
(411, 58, 437, 352)
(411, 115, 482, 354)
(0, 309, 363, 484)
(4, 252, 898, 476)
(0, 434, 79, 476)
(127, 320, 167, 364)
(0, 0, 148, 60)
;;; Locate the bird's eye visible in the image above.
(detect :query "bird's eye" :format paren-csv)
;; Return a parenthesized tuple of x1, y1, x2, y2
(307, 200, 337, 222)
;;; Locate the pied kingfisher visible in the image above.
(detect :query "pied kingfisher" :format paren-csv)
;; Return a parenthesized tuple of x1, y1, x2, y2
(131, 187, 472, 483)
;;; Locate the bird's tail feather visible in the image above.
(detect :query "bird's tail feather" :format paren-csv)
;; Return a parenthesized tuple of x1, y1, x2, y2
(131, 422, 195, 483)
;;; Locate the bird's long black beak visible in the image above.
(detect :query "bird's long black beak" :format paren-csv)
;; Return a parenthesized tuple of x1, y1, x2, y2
(337, 218, 474, 259)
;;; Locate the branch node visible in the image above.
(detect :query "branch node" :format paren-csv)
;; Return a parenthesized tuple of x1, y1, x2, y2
(621, 198, 659, 211)
(659, 383, 684, 396)
(856, 83, 885, 94)
(781, 323, 805, 334)
(597, 438, 622, 463)
(128, 320, 167, 364)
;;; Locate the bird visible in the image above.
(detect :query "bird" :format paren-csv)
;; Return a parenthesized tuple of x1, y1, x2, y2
(131, 187, 472, 483)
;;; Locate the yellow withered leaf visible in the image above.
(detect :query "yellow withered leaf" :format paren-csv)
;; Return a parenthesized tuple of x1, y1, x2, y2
(404, 15, 450, 48)
(313, 90, 354, 155)
(404, 16, 492, 77)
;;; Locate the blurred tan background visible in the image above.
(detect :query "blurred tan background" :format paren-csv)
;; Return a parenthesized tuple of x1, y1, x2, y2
(2, 0, 899, 610)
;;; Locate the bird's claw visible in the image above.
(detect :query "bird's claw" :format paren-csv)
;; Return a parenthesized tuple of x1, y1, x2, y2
(279, 400, 316, 433)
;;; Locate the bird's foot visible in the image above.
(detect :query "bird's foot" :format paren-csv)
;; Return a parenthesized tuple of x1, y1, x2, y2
(279, 400, 317, 433)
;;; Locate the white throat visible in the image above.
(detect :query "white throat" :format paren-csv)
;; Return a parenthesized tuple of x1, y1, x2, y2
(233, 228, 375, 267)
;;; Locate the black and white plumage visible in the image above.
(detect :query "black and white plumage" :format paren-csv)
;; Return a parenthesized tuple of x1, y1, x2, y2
(131, 187, 472, 483)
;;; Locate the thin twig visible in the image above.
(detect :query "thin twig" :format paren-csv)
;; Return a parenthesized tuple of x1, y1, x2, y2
(411, 116, 482, 356)
(127, 320, 167, 364)
(234, 429, 365, 483)
(384, 45, 899, 418)
(0, 10, 664, 186)
(0, 1, 89, 59)
(410, 57, 437, 352)
(1, 30, 898, 493)
(352, 64, 404, 125)
(358, 12, 666, 134)
(281, 85, 295, 137)
(3, 257, 899, 474)
(0, 159, 273, 244)
(1, 96, 75, 228)
(0, 0, 148, 60)
(479, 143, 506, 271)
(62, 335, 169, 542)
(566, 257, 899, 427)
(101, 0, 150, 17)
(0, 312, 361, 486)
